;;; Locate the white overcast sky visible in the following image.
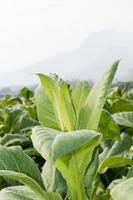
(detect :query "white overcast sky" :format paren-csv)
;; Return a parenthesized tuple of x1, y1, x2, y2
(0, 0, 133, 74)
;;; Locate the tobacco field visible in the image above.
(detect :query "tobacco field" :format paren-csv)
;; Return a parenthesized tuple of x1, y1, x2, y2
(0, 60, 133, 200)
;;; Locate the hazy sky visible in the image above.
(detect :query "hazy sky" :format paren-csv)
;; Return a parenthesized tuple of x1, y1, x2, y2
(0, 0, 133, 74)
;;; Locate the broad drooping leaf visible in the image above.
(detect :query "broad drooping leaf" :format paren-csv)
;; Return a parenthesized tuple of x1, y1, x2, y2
(6, 109, 38, 134)
(0, 171, 46, 200)
(0, 145, 43, 187)
(77, 60, 120, 130)
(0, 186, 42, 200)
(0, 134, 30, 147)
(5, 109, 26, 133)
(109, 98, 133, 113)
(112, 112, 133, 128)
(0, 95, 21, 108)
(31, 126, 101, 200)
(99, 110, 120, 141)
(24, 147, 41, 157)
(36, 74, 76, 131)
(0, 171, 63, 200)
(110, 177, 133, 200)
(0, 146, 63, 200)
(30, 119, 66, 195)
(99, 156, 133, 173)
(107, 132, 133, 157)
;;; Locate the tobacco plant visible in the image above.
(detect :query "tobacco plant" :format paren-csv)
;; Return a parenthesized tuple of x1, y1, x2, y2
(31, 60, 121, 200)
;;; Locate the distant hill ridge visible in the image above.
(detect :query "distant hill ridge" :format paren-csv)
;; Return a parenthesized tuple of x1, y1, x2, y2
(0, 30, 133, 87)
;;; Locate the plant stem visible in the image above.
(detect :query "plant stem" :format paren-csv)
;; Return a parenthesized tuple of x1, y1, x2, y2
(68, 153, 88, 200)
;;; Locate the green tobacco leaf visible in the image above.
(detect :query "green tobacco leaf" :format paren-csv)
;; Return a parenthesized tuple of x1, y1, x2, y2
(127, 166, 133, 178)
(46, 192, 63, 200)
(31, 126, 101, 200)
(19, 87, 34, 100)
(57, 80, 76, 131)
(110, 177, 133, 200)
(24, 147, 40, 157)
(0, 97, 21, 107)
(32, 127, 66, 194)
(42, 160, 66, 195)
(31, 127, 60, 160)
(23, 104, 37, 120)
(99, 110, 120, 141)
(84, 148, 99, 199)
(112, 112, 133, 128)
(108, 178, 124, 191)
(0, 171, 62, 200)
(5, 109, 26, 133)
(0, 145, 43, 187)
(107, 132, 133, 157)
(0, 134, 30, 147)
(0, 186, 42, 200)
(99, 156, 133, 173)
(71, 81, 90, 126)
(32, 126, 101, 162)
(0, 171, 46, 200)
(38, 74, 76, 131)
(109, 98, 133, 113)
(128, 89, 133, 101)
(35, 85, 59, 129)
(0, 108, 8, 121)
(6, 109, 38, 134)
(77, 60, 119, 130)
(17, 116, 39, 132)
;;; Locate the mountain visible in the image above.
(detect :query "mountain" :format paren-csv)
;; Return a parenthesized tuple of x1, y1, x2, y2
(0, 30, 133, 87)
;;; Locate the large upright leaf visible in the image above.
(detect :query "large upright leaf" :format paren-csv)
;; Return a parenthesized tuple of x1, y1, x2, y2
(37, 74, 76, 131)
(0, 145, 43, 187)
(71, 81, 90, 127)
(110, 177, 133, 200)
(99, 110, 120, 141)
(112, 112, 133, 128)
(35, 85, 59, 129)
(77, 60, 120, 130)
(31, 126, 101, 200)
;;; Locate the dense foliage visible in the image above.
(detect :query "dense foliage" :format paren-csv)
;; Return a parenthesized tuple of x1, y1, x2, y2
(0, 61, 133, 199)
